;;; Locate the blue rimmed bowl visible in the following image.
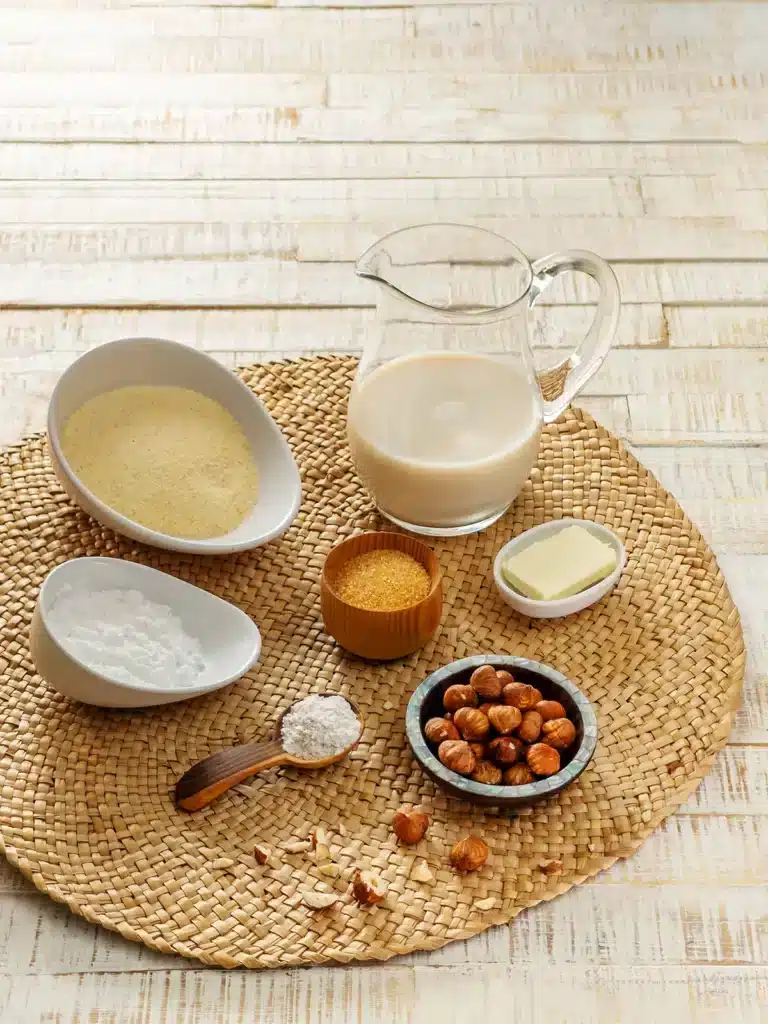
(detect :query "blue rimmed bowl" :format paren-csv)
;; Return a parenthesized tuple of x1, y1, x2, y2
(405, 654, 598, 808)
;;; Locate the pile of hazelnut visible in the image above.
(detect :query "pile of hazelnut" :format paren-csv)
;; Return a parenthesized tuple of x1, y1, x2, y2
(423, 665, 578, 786)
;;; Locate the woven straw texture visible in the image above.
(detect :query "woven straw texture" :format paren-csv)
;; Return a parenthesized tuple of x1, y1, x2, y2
(0, 356, 744, 969)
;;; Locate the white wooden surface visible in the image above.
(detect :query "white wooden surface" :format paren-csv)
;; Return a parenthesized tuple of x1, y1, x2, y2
(0, 1, 766, 1021)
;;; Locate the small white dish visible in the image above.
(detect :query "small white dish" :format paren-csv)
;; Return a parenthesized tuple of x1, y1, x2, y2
(493, 518, 626, 619)
(30, 557, 261, 708)
(48, 337, 301, 554)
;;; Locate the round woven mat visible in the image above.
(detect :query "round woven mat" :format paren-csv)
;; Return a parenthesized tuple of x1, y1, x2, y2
(0, 356, 744, 969)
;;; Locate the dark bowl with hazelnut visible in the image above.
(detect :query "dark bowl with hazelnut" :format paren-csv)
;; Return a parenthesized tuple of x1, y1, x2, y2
(405, 655, 598, 808)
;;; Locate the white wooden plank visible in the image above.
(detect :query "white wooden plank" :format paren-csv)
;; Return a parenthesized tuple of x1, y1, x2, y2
(0, 307, 665, 358)
(0, 0, 276, 6)
(2, 32, 765, 74)
(0, 259, 765, 306)
(0, 178, 647, 221)
(1, 219, 764, 264)
(0, 142, 757, 181)
(296, 219, 768, 262)
(626, 393, 768, 445)
(0, 965, 766, 1024)
(599, 813, 767, 885)
(0, 3, 764, 52)
(1, 102, 765, 144)
(654, 264, 768, 304)
(667, 306, 768, 348)
(2, 73, 326, 107)
(642, 174, 768, 224)
(0, 6, 224, 35)
(327, 70, 766, 111)
(582, 349, 768, 396)
(0, 223, 300, 264)
(0, 0, 273, 5)
(10, 70, 760, 116)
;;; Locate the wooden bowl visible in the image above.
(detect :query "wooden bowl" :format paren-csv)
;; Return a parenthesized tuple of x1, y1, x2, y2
(320, 532, 443, 660)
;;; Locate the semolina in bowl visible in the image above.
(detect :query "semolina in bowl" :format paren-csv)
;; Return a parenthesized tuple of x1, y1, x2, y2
(48, 337, 301, 554)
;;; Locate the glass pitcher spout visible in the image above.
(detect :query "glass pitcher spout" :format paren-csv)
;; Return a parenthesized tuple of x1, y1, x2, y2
(355, 224, 534, 325)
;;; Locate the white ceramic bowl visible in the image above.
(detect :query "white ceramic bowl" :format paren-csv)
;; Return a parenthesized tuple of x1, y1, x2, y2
(493, 518, 627, 619)
(30, 557, 262, 708)
(48, 337, 301, 554)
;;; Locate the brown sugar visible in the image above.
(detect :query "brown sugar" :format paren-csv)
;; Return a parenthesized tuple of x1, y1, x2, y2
(333, 548, 430, 611)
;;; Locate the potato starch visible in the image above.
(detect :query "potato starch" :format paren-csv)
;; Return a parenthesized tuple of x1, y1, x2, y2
(49, 585, 206, 689)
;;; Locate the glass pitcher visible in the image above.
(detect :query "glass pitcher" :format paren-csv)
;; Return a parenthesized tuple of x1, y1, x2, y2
(347, 224, 620, 537)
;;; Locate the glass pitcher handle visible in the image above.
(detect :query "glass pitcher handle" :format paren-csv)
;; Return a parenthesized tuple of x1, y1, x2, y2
(528, 250, 620, 424)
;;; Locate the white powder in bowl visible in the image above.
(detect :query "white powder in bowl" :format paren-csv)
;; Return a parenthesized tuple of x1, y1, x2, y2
(48, 584, 207, 689)
(281, 694, 361, 761)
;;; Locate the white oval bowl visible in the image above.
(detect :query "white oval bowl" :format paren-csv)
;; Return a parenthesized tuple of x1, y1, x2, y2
(493, 518, 627, 619)
(30, 557, 261, 708)
(48, 337, 301, 554)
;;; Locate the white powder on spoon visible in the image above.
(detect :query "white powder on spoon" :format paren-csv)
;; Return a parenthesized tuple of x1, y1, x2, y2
(48, 584, 207, 689)
(281, 694, 360, 761)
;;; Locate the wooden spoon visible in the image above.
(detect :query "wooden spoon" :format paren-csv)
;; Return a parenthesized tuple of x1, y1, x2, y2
(175, 698, 363, 812)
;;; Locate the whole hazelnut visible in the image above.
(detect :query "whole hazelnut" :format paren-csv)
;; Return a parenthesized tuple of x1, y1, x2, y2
(535, 699, 567, 722)
(437, 739, 476, 776)
(392, 807, 430, 845)
(502, 682, 543, 710)
(469, 742, 486, 760)
(450, 835, 489, 872)
(487, 704, 522, 735)
(471, 760, 503, 786)
(526, 743, 561, 776)
(469, 665, 503, 700)
(424, 717, 460, 745)
(503, 764, 535, 785)
(454, 707, 491, 742)
(443, 684, 479, 713)
(542, 718, 577, 750)
(495, 670, 515, 688)
(487, 735, 522, 765)
(517, 710, 543, 744)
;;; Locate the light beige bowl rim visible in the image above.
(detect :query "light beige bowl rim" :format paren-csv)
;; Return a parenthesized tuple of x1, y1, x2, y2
(47, 337, 302, 555)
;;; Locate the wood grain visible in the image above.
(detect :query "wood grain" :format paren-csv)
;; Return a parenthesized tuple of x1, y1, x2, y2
(0, 0, 765, 1019)
(0, 259, 766, 306)
(1, 142, 761, 179)
(1, 219, 765, 262)
(0, 966, 765, 1024)
(2, 103, 765, 144)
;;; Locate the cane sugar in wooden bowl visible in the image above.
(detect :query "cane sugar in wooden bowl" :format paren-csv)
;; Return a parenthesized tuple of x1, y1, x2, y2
(332, 548, 430, 612)
(321, 532, 443, 661)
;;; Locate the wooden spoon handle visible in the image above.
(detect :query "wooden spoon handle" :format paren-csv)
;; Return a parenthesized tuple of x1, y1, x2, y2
(175, 739, 287, 812)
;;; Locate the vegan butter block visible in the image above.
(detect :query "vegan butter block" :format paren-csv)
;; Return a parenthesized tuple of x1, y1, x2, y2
(502, 525, 618, 601)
